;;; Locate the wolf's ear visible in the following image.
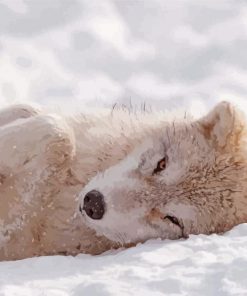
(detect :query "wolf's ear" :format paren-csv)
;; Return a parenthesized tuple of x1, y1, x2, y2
(197, 101, 244, 150)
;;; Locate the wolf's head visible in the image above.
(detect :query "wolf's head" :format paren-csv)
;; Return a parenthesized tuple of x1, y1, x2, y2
(79, 102, 247, 246)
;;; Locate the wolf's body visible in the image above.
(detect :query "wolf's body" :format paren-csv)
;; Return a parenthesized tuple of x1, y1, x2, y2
(0, 102, 247, 261)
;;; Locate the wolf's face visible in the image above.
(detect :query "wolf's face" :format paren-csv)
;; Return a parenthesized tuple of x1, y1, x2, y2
(79, 102, 247, 246)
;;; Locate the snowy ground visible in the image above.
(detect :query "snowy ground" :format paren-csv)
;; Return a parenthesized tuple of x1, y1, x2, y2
(1, 225, 247, 296)
(1, 0, 247, 295)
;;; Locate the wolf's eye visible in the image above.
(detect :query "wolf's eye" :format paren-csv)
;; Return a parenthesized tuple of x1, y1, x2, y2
(152, 156, 168, 175)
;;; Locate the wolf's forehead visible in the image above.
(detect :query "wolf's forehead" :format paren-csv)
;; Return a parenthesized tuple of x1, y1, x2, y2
(143, 124, 214, 165)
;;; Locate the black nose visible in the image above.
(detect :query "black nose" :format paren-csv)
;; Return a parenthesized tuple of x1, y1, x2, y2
(82, 190, 105, 220)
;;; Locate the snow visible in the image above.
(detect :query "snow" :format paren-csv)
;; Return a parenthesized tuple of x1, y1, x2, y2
(1, 226, 247, 296)
(1, 0, 247, 295)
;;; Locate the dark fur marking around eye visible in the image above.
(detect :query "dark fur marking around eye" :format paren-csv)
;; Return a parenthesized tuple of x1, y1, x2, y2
(152, 155, 168, 175)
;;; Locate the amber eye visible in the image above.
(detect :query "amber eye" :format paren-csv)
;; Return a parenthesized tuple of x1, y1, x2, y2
(152, 156, 168, 175)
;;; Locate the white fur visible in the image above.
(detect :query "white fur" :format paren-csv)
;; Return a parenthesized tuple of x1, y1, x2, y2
(0, 101, 247, 261)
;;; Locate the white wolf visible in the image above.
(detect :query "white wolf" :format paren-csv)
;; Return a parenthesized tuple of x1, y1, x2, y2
(0, 101, 247, 261)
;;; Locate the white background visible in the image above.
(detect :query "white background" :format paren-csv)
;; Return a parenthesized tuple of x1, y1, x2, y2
(1, 0, 247, 114)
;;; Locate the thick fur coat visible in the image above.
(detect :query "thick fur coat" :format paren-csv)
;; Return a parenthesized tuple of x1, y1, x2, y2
(0, 101, 247, 261)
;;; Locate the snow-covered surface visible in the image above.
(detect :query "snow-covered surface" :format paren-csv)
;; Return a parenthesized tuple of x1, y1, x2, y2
(1, 225, 247, 296)
(1, 0, 247, 114)
(1, 0, 247, 295)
